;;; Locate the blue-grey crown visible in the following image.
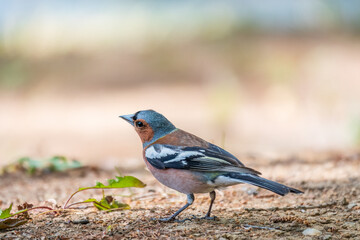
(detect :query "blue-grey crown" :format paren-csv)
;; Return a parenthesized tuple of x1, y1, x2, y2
(134, 110, 177, 146)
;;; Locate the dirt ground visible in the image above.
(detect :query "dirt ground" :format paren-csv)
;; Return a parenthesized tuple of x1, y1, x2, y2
(0, 151, 359, 239)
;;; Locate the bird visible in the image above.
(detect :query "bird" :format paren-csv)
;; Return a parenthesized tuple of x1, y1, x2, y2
(120, 110, 303, 222)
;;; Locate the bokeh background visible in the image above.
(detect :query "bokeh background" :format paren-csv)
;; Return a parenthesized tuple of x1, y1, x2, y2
(1, 0, 360, 169)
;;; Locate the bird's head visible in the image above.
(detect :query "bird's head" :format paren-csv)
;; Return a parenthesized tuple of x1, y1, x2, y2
(120, 110, 176, 147)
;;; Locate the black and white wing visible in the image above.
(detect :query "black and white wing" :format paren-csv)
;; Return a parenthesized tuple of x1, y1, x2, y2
(145, 144, 260, 174)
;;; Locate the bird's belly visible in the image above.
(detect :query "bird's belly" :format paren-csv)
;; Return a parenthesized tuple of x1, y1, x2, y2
(145, 161, 214, 194)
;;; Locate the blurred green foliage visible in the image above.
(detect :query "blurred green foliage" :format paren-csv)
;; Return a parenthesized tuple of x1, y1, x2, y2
(351, 117, 360, 146)
(0, 60, 28, 90)
(0, 1, 359, 91)
(1, 156, 82, 175)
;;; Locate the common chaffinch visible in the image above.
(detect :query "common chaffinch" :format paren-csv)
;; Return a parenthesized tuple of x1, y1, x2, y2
(120, 110, 302, 222)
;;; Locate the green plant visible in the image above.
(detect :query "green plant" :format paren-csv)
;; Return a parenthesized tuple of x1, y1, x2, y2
(0, 175, 146, 230)
(0, 203, 52, 230)
(63, 176, 146, 209)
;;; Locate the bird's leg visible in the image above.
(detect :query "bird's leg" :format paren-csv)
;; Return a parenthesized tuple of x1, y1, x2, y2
(153, 194, 195, 222)
(201, 190, 217, 220)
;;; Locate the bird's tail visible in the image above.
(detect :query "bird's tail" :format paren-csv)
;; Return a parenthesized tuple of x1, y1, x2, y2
(224, 172, 303, 196)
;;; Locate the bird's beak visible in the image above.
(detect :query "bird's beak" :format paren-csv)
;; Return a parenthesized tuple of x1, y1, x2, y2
(119, 114, 135, 125)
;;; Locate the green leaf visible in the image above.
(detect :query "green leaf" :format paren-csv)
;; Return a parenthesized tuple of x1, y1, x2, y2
(0, 204, 29, 229)
(0, 204, 30, 220)
(0, 204, 13, 219)
(83, 196, 130, 211)
(63, 175, 145, 209)
(83, 198, 98, 203)
(79, 176, 146, 191)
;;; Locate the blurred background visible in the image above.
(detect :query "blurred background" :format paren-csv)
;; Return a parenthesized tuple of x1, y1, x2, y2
(1, 0, 360, 169)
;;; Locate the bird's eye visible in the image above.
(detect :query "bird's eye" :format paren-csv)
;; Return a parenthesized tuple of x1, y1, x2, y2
(135, 121, 144, 128)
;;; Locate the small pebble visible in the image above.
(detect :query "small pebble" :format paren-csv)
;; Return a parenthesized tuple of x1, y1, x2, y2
(46, 199, 57, 205)
(71, 219, 90, 224)
(347, 203, 357, 210)
(175, 225, 187, 230)
(322, 235, 332, 240)
(302, 228, 321, 236)
(343, 222, 356, 228)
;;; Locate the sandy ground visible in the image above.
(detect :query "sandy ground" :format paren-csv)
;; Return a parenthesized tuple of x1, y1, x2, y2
(0, 151, 359, 239)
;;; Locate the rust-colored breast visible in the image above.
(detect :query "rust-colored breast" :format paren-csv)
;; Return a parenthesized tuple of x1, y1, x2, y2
(141, 129, 214, 194)
(142, 151, 214, 194)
